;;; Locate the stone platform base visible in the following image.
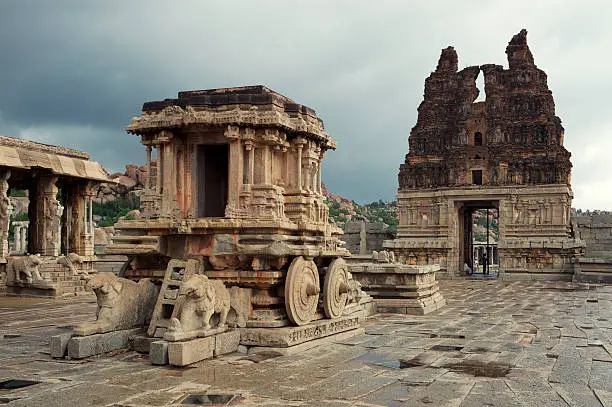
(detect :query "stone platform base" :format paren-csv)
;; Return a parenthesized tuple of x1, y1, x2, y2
(239, 312, 365, 348)
(375, 294, 446, 315)
(159, 330, 240, 366)
(6, 281, 59, 297)
(574, 258, 612, 283)
(51, 328, 142, 359)
(247, 327, 365, 356)
(349, 260, 446, 315)
(500, 271, 573, 281)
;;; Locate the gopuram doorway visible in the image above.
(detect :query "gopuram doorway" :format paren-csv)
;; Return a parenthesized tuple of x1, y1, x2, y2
(458, 201, 499, 277)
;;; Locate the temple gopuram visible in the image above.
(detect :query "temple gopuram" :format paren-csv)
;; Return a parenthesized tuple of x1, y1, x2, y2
(386, 30, 585, 280)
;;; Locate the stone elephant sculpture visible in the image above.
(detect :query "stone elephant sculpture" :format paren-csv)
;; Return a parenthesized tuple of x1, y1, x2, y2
(168, 274, 231, 335)
(7, 254, 44, 283)
(73, 272, 159, 336)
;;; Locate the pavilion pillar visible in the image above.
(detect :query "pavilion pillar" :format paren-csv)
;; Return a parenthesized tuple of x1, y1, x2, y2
(296, 139, 306, 191)
(0, 169, 11, 260)
(32, 175, 60, 256)
(225, 126, 242, 216)
(145, 145, 152, 190)
(317, 160, 322, 195)
(66, 183, 87, 256)
(245, 142, 255, 184)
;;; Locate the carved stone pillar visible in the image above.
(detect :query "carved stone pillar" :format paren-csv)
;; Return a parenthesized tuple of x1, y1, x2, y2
(296, 138, 306, 191)
(89, 195, 94, 247)
(225, 126, 243, 216)
(156, 143, 163, 195)
(245, 142, 255, 184)
(0, 169, 11, 260)
(32, 175, 60, 256)
(146, 145, 152, 190)
(20, 222, 27, 253)
(317, 160, 322, 194)
(66, 183, 86, 256)
(13, 222, 21, 253)
(263, 145, 272, 184)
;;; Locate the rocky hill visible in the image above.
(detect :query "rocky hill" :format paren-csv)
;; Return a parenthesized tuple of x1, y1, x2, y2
(322, 184, 397, 232)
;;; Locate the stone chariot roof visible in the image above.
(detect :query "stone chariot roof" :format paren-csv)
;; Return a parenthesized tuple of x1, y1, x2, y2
(126, 85, 336, 149)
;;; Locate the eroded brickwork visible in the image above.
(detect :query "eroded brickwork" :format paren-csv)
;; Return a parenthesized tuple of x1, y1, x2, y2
(399, 30, 571, 190)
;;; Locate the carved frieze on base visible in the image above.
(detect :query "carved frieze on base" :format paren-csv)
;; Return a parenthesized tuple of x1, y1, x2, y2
(239, 313, 364, 348)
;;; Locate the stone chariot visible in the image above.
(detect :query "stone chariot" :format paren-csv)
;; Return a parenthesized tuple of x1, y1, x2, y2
(106, 86, 368, 337)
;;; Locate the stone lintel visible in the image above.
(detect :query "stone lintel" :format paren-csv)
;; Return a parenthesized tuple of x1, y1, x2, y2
(239, 313, 364, 348)
(396, 184, 573, 200)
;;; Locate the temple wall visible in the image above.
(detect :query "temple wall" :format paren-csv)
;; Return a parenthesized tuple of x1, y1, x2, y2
(573, 213, 612, 258)
(341, 222, 395, 254)
(388, 184, 583, 279)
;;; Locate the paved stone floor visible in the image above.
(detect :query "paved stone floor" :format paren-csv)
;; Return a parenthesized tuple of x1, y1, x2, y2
(1, 280, 611, 406)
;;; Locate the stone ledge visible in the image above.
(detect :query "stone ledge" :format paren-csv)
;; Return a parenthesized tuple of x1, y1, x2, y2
(248, 327, 365, 356)
(168, 336, 214, 367)
(67, 328, 142, 359)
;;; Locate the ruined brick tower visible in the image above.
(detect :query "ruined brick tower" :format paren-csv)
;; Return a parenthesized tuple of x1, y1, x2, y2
(386, 30, 584, 280)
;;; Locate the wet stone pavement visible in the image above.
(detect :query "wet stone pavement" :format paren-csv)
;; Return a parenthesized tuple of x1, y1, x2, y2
(0, 280, 611, 406)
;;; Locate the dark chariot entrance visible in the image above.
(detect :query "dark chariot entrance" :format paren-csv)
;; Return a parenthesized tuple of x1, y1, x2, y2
(196, 144, 229, 217)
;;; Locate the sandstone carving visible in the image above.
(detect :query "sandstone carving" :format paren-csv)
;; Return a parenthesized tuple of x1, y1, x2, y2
(58, 253, 89, 277)
(0, 135, 108, 298)
(323, 258, 349, 319)
(0, 170, 11, 259)
(7, 254, 44, 283)
(285, 256, 320, 326)
(165, 274, 231, 341)
(101, 85, 373, 356)
(345, 277, 364, 307)
(73, 272, 158, 336)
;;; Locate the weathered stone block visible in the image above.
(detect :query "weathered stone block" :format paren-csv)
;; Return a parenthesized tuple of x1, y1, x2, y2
(150, 340, 169, 365)
(50, 332, 74, 358)
(67, 328, 140, 359)
(214, 330, 240, 356)
(132, 334, 156, 354)
(167, 336, 214, 366)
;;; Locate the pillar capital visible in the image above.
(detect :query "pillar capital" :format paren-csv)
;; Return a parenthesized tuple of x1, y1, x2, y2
(156, 130, 174, 143)
(225, 125, 241, 140)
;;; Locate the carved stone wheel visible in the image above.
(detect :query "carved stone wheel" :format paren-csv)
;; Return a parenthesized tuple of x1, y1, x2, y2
(323, 258, 349, 319)
(285, 256, 320, 326)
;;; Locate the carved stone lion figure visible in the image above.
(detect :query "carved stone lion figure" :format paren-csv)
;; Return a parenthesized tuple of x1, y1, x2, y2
(58, 252, 89, 277)
(169, 274, 230, 334)
(73, 272, 159, 336)
(7, 255, 44, 283)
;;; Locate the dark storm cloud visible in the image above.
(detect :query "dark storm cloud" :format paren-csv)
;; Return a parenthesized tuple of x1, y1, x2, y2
(1, 1, 611, 207)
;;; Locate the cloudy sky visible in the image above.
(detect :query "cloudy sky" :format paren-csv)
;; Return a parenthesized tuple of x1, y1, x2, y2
(0, 1, 611, 209)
